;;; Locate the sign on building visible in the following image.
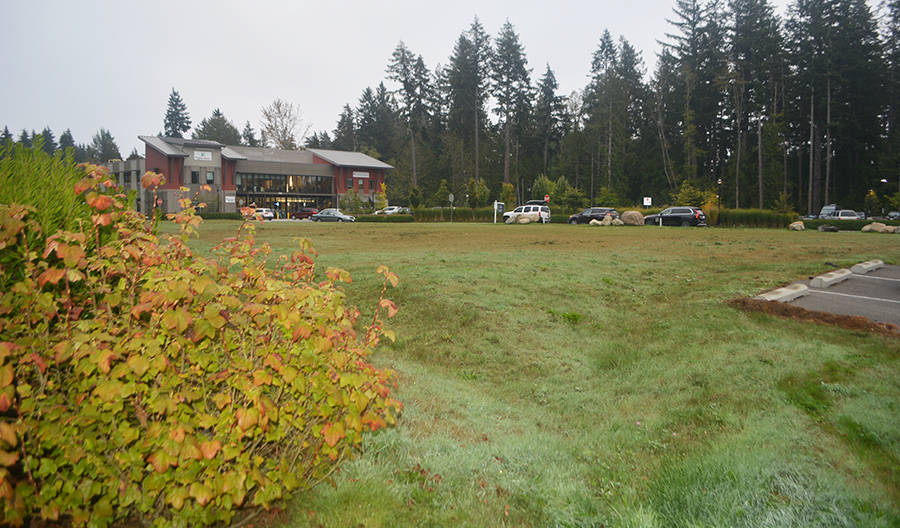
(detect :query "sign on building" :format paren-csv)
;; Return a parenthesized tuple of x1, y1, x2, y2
(193, 151, 212, 161)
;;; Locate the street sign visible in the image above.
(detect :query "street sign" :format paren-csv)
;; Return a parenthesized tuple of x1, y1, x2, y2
(643, 196, 652, 207)
(544, 194, 550, 202)
(448, 193, 455, 203)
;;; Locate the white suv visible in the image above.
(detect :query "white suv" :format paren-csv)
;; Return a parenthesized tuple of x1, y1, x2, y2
(255, 207, 275, 220)
(503, 205, 550, 224)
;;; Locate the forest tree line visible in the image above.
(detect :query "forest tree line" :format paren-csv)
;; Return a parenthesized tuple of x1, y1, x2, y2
(5, 0, 899, 215)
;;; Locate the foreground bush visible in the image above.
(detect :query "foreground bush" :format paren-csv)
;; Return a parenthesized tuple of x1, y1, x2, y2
(0, 167, 401, 526)
(716, 208, 797, 228)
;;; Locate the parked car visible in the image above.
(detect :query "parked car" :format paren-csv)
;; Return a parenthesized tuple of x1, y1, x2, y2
(568, 207, 619, 224)
(310, 208, 356, 222)
(836, 209, 861, 220)
(375, 206, 402, 215)
(888, 211, 900, 220)
(818, 203, 841, 219)
(290, 207, 318, 220)
(253, 207, 275, 220)
(644, 206, 707, 227)
(503, 204, 551, 223)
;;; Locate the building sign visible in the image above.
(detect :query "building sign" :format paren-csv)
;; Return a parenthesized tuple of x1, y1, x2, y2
(352, 171, 370, 179)
(225, 195, 236, 204)
(193, 150, 212, 161)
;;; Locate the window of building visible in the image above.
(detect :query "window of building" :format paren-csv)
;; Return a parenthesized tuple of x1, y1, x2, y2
(191, 171, 199, 184)
(206, 171, 215, 184)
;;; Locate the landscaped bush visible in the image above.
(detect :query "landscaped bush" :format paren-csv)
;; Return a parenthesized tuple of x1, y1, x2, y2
(716, 208, 797, 228)
(412, 207, 495, 222)
(0, 166, 402, 526)
(198, 211, 243, 220)
(355, 214, 415, 223)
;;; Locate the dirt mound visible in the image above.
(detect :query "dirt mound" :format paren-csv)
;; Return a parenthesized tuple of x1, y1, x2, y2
(728, 297, 899, 338)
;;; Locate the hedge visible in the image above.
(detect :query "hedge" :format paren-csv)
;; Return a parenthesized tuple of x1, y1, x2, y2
(355, 214, 415, 223)
(412, 207, 496, 222)
(198, 211, 243, 220)
(715, 209, 797, 228)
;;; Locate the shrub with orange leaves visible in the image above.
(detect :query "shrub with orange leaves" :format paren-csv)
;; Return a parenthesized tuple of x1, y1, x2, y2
(0, 172, 401, 526)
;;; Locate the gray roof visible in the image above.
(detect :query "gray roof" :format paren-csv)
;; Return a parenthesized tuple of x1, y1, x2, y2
(139, 135, 187, 157)
(226, 145, 314, 164)
(307, 148, 393, 169)
(220, 146, 247, 160)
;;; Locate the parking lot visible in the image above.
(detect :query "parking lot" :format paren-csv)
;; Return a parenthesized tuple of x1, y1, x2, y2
(788, 264, 900, 328)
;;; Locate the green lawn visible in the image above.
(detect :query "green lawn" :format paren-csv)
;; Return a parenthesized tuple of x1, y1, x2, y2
(174, 220, 900, 527)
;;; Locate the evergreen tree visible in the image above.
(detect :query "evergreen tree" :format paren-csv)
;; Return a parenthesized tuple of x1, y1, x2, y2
(387, 42, 435, 186)
(304, 131, 332, 149)
(127, 148, 142, 160)
(164, 88, 191, 138)
(37, 127, 57, 155)
(356, 83, 398, 158)
(0, 127, 11, 146)
(18, 130, 31, 148)
(88, 128, 121, 162)
(58, 129, 75, 152)
(331, 104, 357, 151)
(193, 108, 242, 145)
(241, 121, 261, 147)
(490, 20, 532, 184)
(534, 65, 566, 174)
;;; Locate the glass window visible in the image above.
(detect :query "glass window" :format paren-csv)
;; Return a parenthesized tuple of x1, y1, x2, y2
(206, 171, 215, 184)
(191, 171, 199, 184)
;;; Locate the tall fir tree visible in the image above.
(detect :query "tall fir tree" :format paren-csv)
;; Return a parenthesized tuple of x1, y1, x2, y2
(164, 88, 191, 138)
(490, 20, 532, 184)
(241, 121, 261, 147)
(58, 129, 75, 152)
(331, 104, 358, 151)
(88, 128, 121, 162)
(534, 65, 566, 174)
(193, 108, 242, 145)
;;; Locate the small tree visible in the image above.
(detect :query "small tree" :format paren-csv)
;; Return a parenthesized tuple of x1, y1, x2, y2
(374, 183, 388, 210)
(430, 179, 451, 207)
(863, 189, 879, 216)
(465, 178, 490, 207)
(531, 174, 555, 201)
(500, 182, 516, 207)
(260, 99, 309, 149)
(408, 186, 422, 208)
(594, 186, 622, 207)
(672, 182, 710, 208)
(193, 109, 242, 145)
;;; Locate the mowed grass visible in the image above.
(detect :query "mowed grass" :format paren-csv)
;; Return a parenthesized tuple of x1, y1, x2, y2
(173, 220, 900, 527)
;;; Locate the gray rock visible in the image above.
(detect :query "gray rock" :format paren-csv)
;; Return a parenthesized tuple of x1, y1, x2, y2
(818, 224, 839, 232)
(621, 210, 644, 226)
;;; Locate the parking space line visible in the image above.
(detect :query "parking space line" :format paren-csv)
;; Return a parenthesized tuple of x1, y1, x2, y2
(808, 290, 900, 304)
(850, 275, 900, 283)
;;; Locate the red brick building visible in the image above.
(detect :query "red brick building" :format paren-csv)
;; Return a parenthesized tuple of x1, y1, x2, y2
(139, 136, 392, 215)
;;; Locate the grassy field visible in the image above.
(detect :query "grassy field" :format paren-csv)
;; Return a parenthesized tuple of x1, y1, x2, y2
(172, 220, 900, 527)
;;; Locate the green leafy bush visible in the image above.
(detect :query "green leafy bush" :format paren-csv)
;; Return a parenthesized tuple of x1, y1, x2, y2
(716, 208, 797, 228)
(198, 212, 243, 220)
(356, 214, 415, 223)
(411, 207, 495, 222)
(0, 168, 402, 526)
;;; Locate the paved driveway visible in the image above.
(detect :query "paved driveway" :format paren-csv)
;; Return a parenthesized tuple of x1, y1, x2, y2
(789, 265, 900, 327)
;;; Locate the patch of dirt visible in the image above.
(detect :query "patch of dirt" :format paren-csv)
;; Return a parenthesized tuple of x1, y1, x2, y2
(728, 297, 900, 338)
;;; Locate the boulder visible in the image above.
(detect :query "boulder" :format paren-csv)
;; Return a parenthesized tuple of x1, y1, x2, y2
(862, 222, 887, 233)
(611, 218, 625, 226)
(621, 210, 645, 226)
(818, 224, 839, 232)
(789, 221, 805, 231)
(589, 219, 603, 226)
(600, 214, 614, 226)
(516, 215, 533, 224)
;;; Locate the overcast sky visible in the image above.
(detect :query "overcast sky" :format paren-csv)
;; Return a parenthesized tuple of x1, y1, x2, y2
(0, 0, 838, 156)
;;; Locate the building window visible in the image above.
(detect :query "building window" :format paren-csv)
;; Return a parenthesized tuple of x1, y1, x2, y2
(191, 171, 199, 184)
(206, 171, 215, 184)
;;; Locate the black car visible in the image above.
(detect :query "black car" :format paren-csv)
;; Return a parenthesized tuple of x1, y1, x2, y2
(644, 206, 707, 227)
(568, 207, 619, 224)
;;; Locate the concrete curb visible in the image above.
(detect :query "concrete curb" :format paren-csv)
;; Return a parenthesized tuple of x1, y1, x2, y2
(810, 269, 852, 289)
(755, 283, 809, 302)
(851, 259, 884, 274)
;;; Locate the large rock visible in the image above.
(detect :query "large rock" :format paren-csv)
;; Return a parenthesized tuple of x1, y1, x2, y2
(818, 224, 839, 232)
(862, 222, 887, 233)
(600, 214, 614, 226)
(611, 218, 625, 226)
(516, 215, 533, 224)
(621, 210, 644, 226)
(789, 221, 805, 231)
(589, 219, 603, 226)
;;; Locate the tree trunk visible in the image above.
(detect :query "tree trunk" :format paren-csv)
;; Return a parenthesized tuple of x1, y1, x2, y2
(758, 119, 763, 209)
(474, 109, 480, 182)
(503, 120, 511, 184)
(409, 129, 417, 187)
(655, 88, 675, 189)
(807, 87, 814, 216)
(607, 101, 613, 188)
(825, 77, 832, 206)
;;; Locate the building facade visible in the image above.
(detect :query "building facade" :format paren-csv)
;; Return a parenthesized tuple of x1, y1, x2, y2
(137, 136, 392, 216)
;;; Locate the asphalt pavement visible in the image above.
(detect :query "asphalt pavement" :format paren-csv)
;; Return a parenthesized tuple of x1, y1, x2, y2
(788, 264, 900, 327)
